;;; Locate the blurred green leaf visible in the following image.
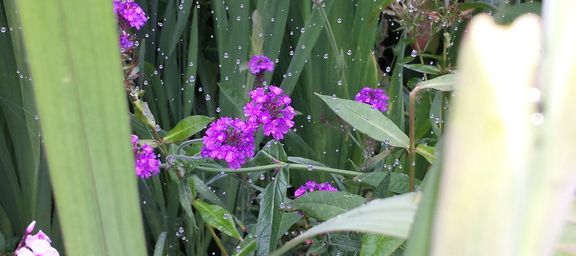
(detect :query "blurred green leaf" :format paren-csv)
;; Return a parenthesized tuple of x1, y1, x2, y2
(291, 191, 366, 221)
(355, 172, 420, 194)
(403, 64, 442, 75)
(16, 0, 147, 254)
(193, 200, 242, 240)
(415, 145, 436, 164)
(317, 93, 409, 148)
(495, 2, 541, 24)
(359, 234, 404, 256)
(415, 74, 457, 92)
(163, 115, 212, 143)
(271, 193, 418, 256)
(153, 232, 167, 256)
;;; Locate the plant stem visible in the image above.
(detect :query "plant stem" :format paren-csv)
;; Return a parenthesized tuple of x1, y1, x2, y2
(194, 163, 363, 177)
(408, 87, 422, 191)
(207, 225, 228, 256)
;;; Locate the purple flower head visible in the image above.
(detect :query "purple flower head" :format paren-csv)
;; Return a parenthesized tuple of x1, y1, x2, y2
(120, 31, 134, 51)
(244, 86, 295, 140)
(201, 117, 256, 169)
(294, 180, 338, 198)
(14, 221, 60, 256)
(114, 0, 148, 30)
(354, 87, 389, 112)
(248, 55, 274, 75)
(131, 135, 161, 179)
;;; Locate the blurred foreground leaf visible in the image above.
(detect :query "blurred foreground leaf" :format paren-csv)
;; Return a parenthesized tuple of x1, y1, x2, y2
(16, 0, 147, 254)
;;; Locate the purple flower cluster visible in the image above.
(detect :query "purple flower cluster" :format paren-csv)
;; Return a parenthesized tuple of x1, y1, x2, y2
(113, 0, 148, 52)
(354, 87, 389, 112)
(244, 86, 295, 140)
(132, 135, 161, 179)
(248, 55, 274, 75)
(294, 180, 338, 198)
(14, 221, 59, 256)
(114, 0, 148, 29)
(200, 56, 295, 169)
(201, 118, 256, 169)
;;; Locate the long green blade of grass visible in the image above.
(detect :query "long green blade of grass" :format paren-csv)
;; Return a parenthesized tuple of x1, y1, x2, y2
(16, 0, 147, 254)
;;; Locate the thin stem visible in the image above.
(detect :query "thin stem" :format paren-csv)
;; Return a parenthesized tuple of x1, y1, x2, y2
(207, 226, 228, 256)
(408, 87, 422, 191)
(193, 163, 363, 177)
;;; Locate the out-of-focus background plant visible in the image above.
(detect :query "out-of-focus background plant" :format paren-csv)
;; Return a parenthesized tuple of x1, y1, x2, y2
(2, 0, 575, 255)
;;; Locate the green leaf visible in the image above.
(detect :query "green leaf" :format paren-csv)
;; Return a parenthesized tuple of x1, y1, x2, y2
(280, 2, 334, 95)
(291, 191, 366, 221)
(403, 64, 442, 75)
(415, 145, 436, 164)
(193, 200, 242, 240)
(495, 2, 541, 24)
(163, 115, 212, 143)
(133, 99, 159, 129)
(271, 192, 418, 256)
(192, 175, 225, 207)
(355, 172, 421, 194)
(316, 93, 409, 148)
(278, 212, 302, 238)
(404, 164, 441, 256)
(16, 0, 147, 254)
(178, 178, 197, 228)
(415, 74, 457, 92)
(153, 232, 167, 256)
(255, 168, 289, 256)
(359, 234, 404, 256)
(233, 236, 257, 256)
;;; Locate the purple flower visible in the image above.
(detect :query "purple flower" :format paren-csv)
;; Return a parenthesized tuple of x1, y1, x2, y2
(244, 86, 295, 140)
(131, 135, 161, 179)
(354, 87, 389, 112)
(120, 31, 134, 51)
(14, 221, 60, 256)
(294, 181, 338, 198)
(201, 117, 256, 169)
(248, 55, 274, 75)
(114, 0, 148, 30)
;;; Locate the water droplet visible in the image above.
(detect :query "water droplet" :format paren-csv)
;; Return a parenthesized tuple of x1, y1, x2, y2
(323, 53, 328, 59)
(155, 125, 161, 131)
(205, 94, 211, 101)
(259, 174, 265, 180)
(307, 164, 313, 171)
(235, 246, 241, 252)
(347, 49, 352, 56)
(223, 52, 229, 59)
(337, 80, 343, 86)
(223, 213, 231, 220)
(385, 66, 391, 72)
(306, 115, 312, 122)
(411, 50, 417, 57)
(279, 202, 285, 209)
(0, 27, 6, 33)
(531, 112, 544, 125)
(337, 18, 342, 24)
(216, 107, 221, 113)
